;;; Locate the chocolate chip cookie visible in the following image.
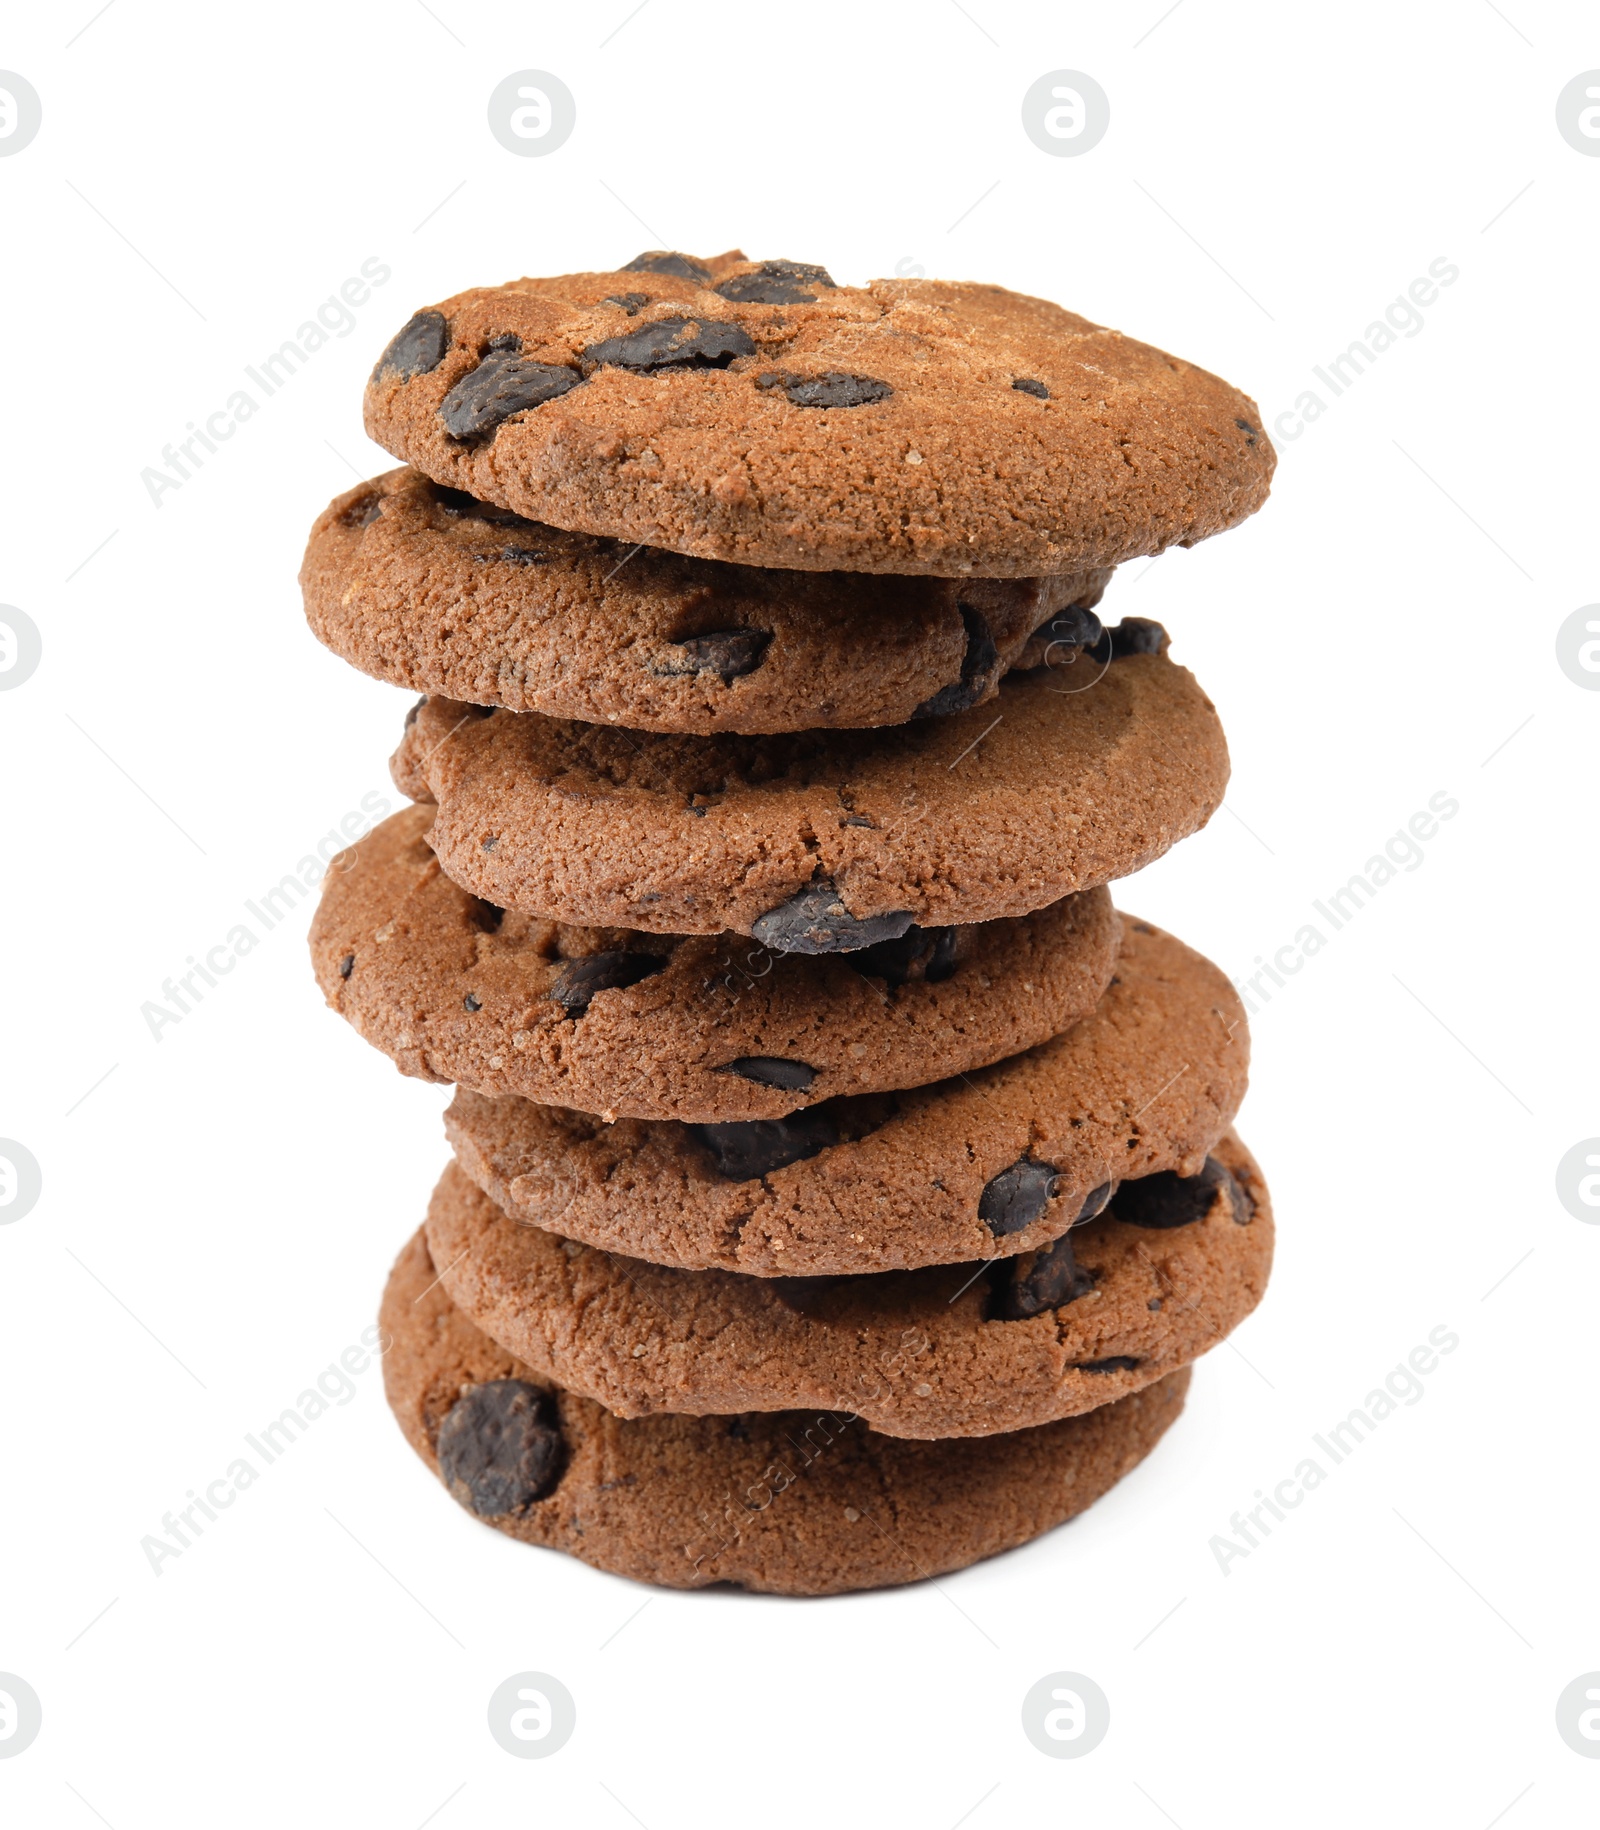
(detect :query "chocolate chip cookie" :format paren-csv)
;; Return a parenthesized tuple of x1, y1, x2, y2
(311, 805, 1120, 1122)
(381, 1225, 1193, 1595)
(444, 919, 1248, 1275)
(425, 1131, 1269, 1439)
(362, 252, 1273, 576)
(391, 645, 1228, 944)
(303, 467, 1112, 733)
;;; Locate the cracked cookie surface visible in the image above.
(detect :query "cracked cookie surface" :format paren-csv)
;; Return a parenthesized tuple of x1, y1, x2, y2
(362, 252, 1273, 576)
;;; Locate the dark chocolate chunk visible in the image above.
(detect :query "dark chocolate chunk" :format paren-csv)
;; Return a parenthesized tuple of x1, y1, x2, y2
(1076, 1355, 1142, 1372)
(1012, 377, 1050, 399)
(371, 309, 449, 383)
(654, 628, 772, 684)
(469, 899, 505, 934)
(605, 291, 651, 314)
(692, 1110, 842, 1180)
(979, 1158, 1062, 1236)
(463, 992, 482, 1012)
(913, 604, 1001, 718)
(429, 483, 535, 528)
(489, 545, 546, 566)
(548, 949, 667, 1016)
(1113, 1156, 1241, 1229)
(767, 1274, 841, 1314)
(1234, 416, 1259, 445)
(583, 316, 755, 373)
(755, 370, 892, 409)
(726, 1416, 750, 1441)
(848, 924, 959, 988)
(988, 1230, 1096, 1320)
(751, 881, 914, 955)
(436, 1379, 563, 1517)
(715, 1056, 818, 1092)
(1091, 616, 1170, 662)
(714, 260, 836, 305)
(1075, 1181, 1114, 1223)
(1034, 603, 1105, 659)
(338, 954, 354, 980)
(439, 347, 583, 442)
(623, 251, 712, 282)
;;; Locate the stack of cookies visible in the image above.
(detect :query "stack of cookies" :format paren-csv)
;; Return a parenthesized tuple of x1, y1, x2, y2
(304, 249, 1277, 1597)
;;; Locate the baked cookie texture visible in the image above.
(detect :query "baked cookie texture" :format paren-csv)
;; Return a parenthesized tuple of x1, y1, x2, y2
(381, 1225, 1192, 1596)
(390, 649, 1229, 941)
(362, 253, 1273, 577)
(310, 805, 1121, 1123)
(302, 468, 1113, 734)
(423, 1132, 1270, 1439)
(442, 920, 1249, 1276)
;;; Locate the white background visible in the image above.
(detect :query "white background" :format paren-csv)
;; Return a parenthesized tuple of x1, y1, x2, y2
(2, 1, 1596, 1823)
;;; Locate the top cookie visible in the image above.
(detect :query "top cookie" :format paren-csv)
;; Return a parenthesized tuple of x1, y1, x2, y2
(362, 251, 1274, 577)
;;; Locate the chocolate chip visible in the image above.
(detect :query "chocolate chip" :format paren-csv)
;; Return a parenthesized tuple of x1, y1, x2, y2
(1235, 416, 1259, 445)
(1035, 603, 1105, 657)
(1075, 1181, 1114, 1223)
(913, 605, 1001, 718)
(623, 251, 712, 282)
(751, 882, 914, 955)
(1113, 1156, 1242, 1229)
(654, 628, 772, 684)
(469, 899, 504, 934)
(338, 954, 354, 979)
(726, 1417, 750, 1441)
(436, 1379, 563, 1517)
(438, 348, 582, 442)
(979, 1158, 1062, 1236)
(491, 545, 547, 566)
(692, 1110, 841, 1180)
(604, 291, 651, 314)
(755, 370, 892, 408)
(715, 1057, 818, 1092)
(429, 483, 534, 528)
(1076, 1356, 1141, 1373)
(1091, 617, 1169, 662)
(987, 1230, 1096, 1320)
(848, 924, 959, 988)
(548, 949, 668, 1016)
(371, 309, 449, 383)
(767, 1274, 840, 1314)
(583, 316, 755, 373)
(1012, 377, 1050, 399)
(714, 260, 836, 305)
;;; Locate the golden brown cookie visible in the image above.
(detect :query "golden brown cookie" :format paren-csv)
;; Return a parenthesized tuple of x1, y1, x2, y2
(311, 806, 1120, 1123)
(424, 1132, 1270, 1439)
(361, 252, 1273, 576)
(381, 1225, 1193, 1595)
(443, 920, 1249, 1276)
(302, 468, 1112, 734)
(391, 647, 1228, 944)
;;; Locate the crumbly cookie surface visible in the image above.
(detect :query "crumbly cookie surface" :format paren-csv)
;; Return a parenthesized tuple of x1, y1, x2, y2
(311, 805, 1121, 1122)
(303, 468, 1111, 733)
(425, 1133, 1270, 1439)
(381, 1226, 1193, 1595)
(362, 253, 1273, 576)
(443, 920, 1249, 1276)
(391, 651, 1229, 940)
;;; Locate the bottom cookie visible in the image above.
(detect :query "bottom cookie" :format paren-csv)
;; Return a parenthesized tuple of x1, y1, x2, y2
(381, 1228, 1191, 1596)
